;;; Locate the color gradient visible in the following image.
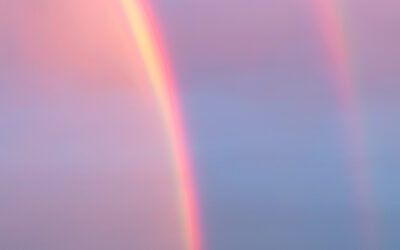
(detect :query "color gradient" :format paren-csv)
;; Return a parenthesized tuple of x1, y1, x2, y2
(2, 1, 400, 250)
(310, 0, 377, 249)
(120, 1, 201, 250)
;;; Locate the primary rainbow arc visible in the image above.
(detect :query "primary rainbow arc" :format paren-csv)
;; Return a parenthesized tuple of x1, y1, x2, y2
(120, 1, 202, 250)
(119, 1, 378, 250)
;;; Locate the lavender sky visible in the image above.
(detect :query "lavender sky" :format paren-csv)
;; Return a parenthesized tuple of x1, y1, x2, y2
(1, 0, 400, 250)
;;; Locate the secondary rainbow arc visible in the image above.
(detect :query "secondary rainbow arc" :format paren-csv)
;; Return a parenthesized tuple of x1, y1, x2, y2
(309, 0, 377, 249)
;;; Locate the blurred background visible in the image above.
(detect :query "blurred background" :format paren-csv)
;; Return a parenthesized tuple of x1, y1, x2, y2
(1, 0, 399, 250)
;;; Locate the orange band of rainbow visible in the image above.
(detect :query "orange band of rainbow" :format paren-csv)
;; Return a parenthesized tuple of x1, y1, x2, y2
(120, 1, 201, 250)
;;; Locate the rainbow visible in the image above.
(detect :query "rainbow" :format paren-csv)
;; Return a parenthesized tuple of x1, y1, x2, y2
(120, 1, 201, 250)
(310, 0, 377, 249)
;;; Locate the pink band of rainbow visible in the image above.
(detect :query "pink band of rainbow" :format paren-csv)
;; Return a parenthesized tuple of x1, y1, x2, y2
(120, 1, 202, 250)
(310, 0, 377, 249)
(120, 1, 376, 249)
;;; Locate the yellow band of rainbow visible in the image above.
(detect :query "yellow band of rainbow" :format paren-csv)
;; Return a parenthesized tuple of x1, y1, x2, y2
(120, 1, 201, 250)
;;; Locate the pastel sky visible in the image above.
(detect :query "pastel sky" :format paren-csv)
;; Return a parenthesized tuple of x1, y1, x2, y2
(1, 1, 399, 250)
